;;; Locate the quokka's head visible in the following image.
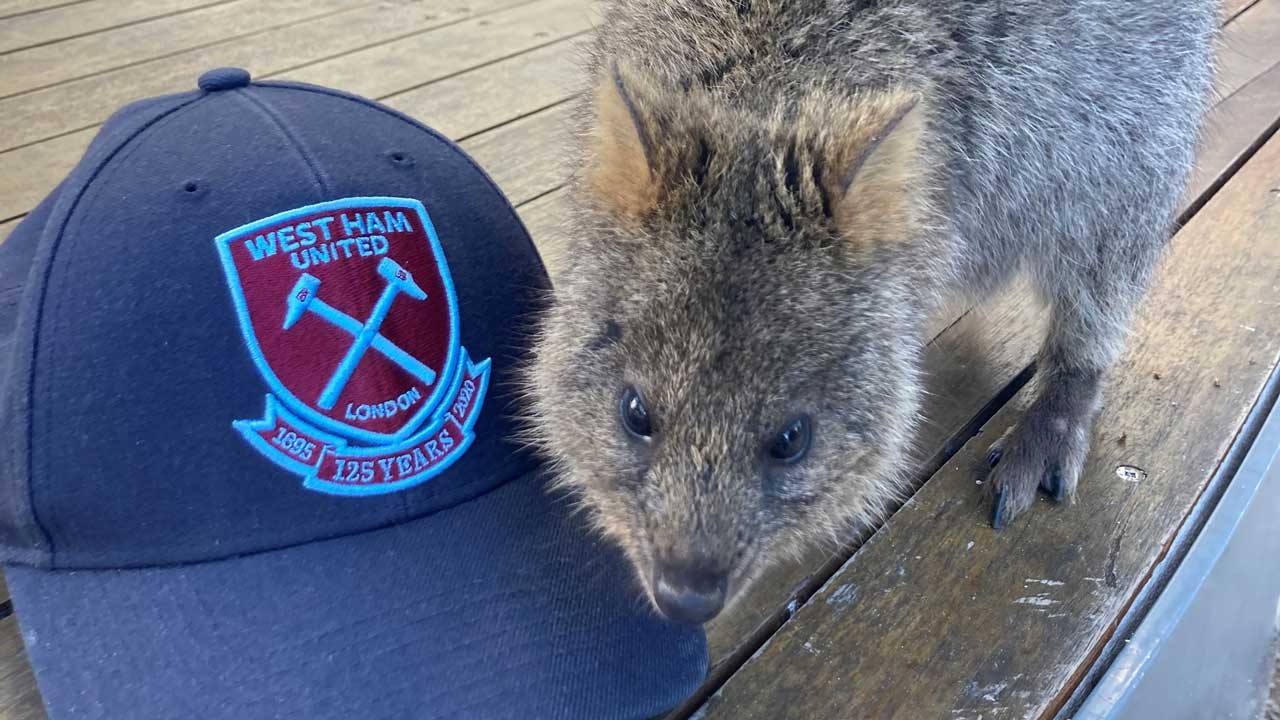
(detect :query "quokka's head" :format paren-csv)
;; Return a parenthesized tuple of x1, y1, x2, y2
(526, 64, 938, 624)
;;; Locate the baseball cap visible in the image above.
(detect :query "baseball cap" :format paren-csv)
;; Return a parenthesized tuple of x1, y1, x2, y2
(0, 67, 707, 719)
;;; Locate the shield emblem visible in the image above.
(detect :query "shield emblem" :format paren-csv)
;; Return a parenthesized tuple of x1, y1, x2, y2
(216, 197, 458, 444)
(215, 197, 490, 497)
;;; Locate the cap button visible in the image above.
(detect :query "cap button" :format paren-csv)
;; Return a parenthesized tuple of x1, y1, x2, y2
(198, 67, 251, 92)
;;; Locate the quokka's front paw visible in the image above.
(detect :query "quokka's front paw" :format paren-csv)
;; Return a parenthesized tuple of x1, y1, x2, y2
(982, 409, 1089, 529)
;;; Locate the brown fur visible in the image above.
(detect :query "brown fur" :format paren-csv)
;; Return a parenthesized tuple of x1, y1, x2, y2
(525, 0, 1214, 621)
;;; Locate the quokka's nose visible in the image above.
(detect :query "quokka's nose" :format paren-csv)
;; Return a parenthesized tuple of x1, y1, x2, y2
(653, 560, 728, 625)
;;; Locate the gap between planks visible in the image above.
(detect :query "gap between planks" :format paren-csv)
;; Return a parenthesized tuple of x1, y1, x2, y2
(0, 0, 92, 22)
(0, 0, 238, 56)
(0, 0, 592, 224)
(0, 0, 370, 100)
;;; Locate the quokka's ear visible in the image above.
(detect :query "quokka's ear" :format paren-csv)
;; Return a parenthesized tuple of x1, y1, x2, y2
(584, 63, 662, 219)
(819, 88, 927, 244)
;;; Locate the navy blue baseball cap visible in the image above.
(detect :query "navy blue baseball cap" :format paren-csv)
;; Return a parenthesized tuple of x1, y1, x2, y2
(0, 67, 706, 719)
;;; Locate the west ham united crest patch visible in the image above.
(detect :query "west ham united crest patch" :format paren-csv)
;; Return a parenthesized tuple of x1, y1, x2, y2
(214, 196, 490, 496)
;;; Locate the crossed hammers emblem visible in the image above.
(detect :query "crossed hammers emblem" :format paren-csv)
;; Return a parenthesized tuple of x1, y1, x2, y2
(283, 257, 437, 410)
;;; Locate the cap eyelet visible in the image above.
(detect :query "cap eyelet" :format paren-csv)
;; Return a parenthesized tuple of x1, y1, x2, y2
(178, 180, 207, 198)
(386, 151, 415, 168)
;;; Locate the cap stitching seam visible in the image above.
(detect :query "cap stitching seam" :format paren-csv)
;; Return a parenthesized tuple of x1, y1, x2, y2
(26, 94, 208, 569)
(233, 87, 334, 197)
(251, 80, 547, 281)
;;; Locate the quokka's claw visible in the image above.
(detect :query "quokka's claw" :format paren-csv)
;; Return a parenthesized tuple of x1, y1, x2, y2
(990, 489, 1009, 530)
(985, 447, 1004, 467)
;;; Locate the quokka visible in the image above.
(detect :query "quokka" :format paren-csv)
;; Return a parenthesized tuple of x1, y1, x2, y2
(526, 0, 1216, 624)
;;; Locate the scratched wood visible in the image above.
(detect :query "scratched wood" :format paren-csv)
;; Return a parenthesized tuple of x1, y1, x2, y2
(0, 0, 529, 151)
(0, 0, 224, 55)
(695, 128, 1280, 720)
(0, 0, 366, 98)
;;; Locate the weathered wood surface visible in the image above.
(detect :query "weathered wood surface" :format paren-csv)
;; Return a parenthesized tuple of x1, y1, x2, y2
(0, 0, 224, 55)
(694, 120, 1280, 720)
(1193, 62, 1280, 198)
(0, 0, 592, 223)
(0, 0, 529, 152)
(516, 191, 571, 278)
(0, 0, 84, 20)
(1224, 0, 1264, 22)
(0, 620, 39, 720)
(384, 35, 584, 141)
(278, 0, 592, 99)
(1218, 0, 1280, 98)
(0, 0, 365, 98)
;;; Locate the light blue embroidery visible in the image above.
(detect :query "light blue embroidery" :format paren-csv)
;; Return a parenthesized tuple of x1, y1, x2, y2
(215, 196, 487, 497)
(316, 257, 430, 410)
(301, 352, 491, 497)
(214, 196, 461, 446)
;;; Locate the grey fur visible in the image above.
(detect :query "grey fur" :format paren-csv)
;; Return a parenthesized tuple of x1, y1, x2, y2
(525, 0, 1216, 618)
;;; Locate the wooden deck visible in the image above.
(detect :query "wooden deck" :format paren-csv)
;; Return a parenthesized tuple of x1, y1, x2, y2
(1, 1, 1279, 718)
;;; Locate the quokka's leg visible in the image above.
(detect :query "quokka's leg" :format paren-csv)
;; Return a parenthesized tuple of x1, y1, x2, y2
(985, 230, 1164, 529)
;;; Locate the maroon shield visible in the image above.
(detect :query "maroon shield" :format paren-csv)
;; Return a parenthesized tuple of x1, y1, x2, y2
(216, 197, 459, 443)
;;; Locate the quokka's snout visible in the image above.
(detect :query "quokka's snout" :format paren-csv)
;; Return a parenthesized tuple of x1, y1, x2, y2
(526, 0, 1215, 623)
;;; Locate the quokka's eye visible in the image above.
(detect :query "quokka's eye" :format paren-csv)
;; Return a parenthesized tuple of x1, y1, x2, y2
(767, 415, 812, 464)
(619, 386, 653, 440)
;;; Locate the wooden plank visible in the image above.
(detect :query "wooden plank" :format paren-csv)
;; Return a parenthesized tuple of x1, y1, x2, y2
(383, 33, 585, 140)
(516, 189, 569, 279)
(1224, 0, 1263, 22)
(0, 618, 43, 720)
(0, 0, 363, 98)
(1193, 60, 1280, 198)
(0, 0, 226, 55)
(1218, 0, 1280, 99)
(0, 0, 1252, 229)
(458, 103, 572, 208)
(278, 0, 595, 101)
(0, 0, 83, 19)
(696, 130, 1280, 720)
(0, 6, 586, 223)
(0, 0, 530, 151)
(0, 128, 92, 222)
(692, 53, 1280, 679)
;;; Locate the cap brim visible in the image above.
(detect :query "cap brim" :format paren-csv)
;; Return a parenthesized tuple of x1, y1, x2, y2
(7, 471, 707, 720)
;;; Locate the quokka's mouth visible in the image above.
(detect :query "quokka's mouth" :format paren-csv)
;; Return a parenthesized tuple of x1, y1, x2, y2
(640, 546, 765, 625)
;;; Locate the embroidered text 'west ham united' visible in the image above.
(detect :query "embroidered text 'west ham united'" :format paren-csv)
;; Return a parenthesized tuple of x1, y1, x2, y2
(215, 197, 490, 496)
